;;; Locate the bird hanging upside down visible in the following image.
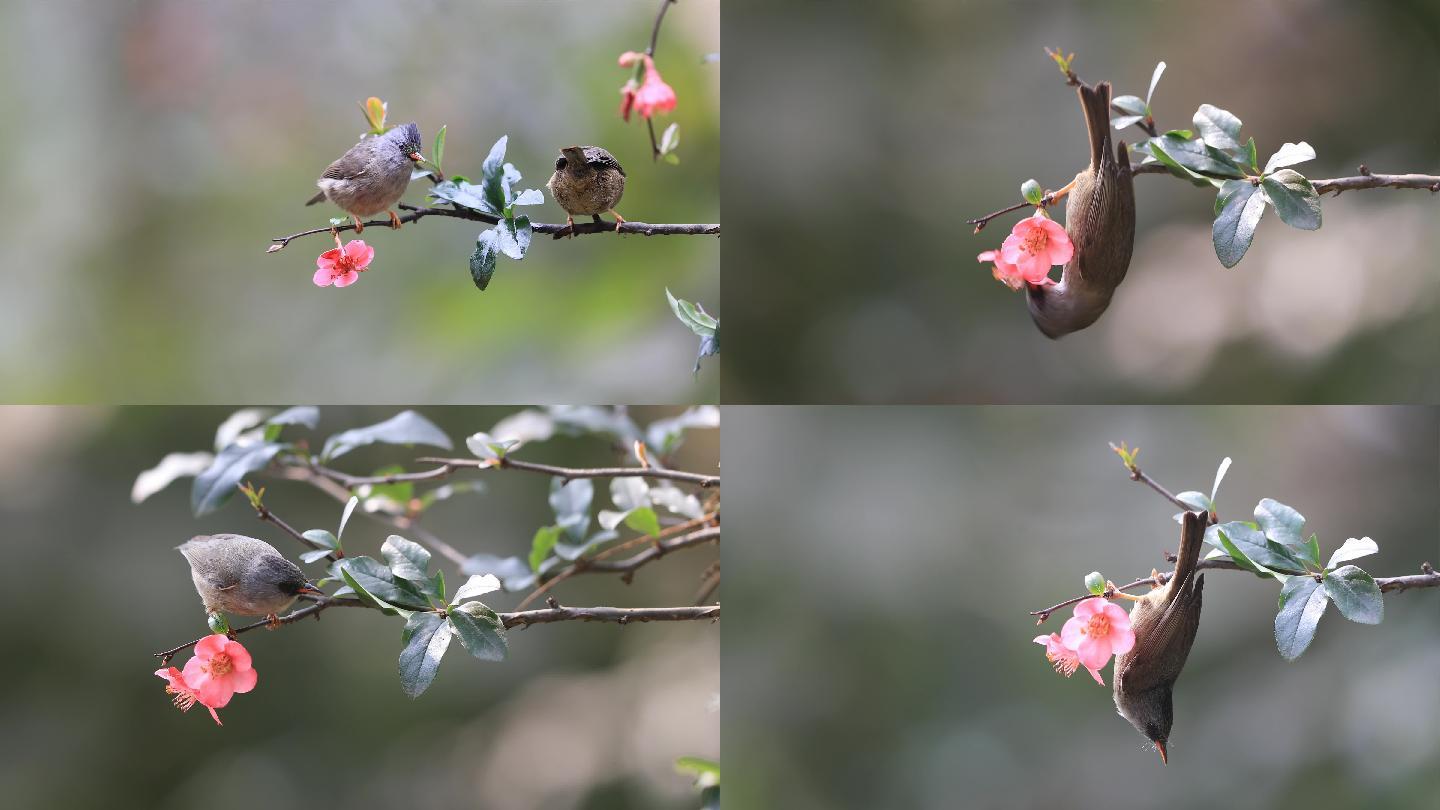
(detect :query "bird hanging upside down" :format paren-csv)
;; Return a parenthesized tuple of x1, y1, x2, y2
(306, 122, 425, 233)
(1025, 80, 1137, 338)
(546, 145, 627, 237)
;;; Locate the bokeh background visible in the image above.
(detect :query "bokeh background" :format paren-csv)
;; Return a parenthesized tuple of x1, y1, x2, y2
(725, 406, 1438, 808)
(0, 406, 718, 809)
(724, 0, 1440, 403)
(0, 1, 719, 403)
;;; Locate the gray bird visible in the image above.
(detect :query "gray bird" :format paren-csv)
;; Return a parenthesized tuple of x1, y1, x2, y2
(546, 145, 627, 236)
(306, 122, 425, 233)
(178, 534, 323, 625)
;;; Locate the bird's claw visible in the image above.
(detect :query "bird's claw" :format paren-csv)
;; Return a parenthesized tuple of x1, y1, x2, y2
(351, 215, 365, 235)
(265, 613, 281, 630)
(388, 210, 402, 230)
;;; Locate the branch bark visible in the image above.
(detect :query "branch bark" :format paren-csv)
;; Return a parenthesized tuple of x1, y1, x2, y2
(268, 204, 718, 252)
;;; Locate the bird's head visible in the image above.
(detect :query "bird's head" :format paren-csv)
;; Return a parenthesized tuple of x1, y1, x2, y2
(1025, 275, 1113, 339)
(387, 122, 424, 163)
(1116, 685, 1174, 765)
(557, 145, 588, 172)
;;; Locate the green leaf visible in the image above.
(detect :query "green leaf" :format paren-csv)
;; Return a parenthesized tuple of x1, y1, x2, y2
(300, 548, 333, 564)
(447, 601, 508, 661)
(494, 215, 532, 260)
(337, 556, 429, 610)
(339, 566, 405, 616)
(320, 410, 452, 461)
(429, 180, 490, 213)
(666, 289, 718, 337)
(1145, 61, 1166, 105)
(267, 406, 319, 429)
(1261, 169, 1321, 230)
(529, 525, 563, 571)
(132, 451, 216, 504)
(1254, 498, 1306, 549)
(1215, 522, 1305, 573)
(450, 574, 501, 605)
(1304, 534, 1321, 565)
(1021, 179, 1044, 204)
(398, 612, 451, 698)
(470, 228, 500, 291)
(1327, 537, 1378, 569)
(191, 441, 283, 516)
(675, 756, 721, 781)
(338, 495, 359, 543)
(303, 529, 339, 550)
(480, 135, 510, 214)
(1212, 180, 1266, 268)
(659, 122, 681, 156)
(1323, 565, 1383, 624)
(1145, 136, 1228, 184)
(624, 506, 662, 537)
(1209, 457, 1232, 505)
(1242, 137, 1258, 172)
(1275, 575, 1328, 660)
(1084, 571, 1105, 596)
(511, 188, 544, 206)
(432, 124, 446, 171)
(361, 464, 414, 505)
(1175, 491, 1212, 512)
(382, 535, 432, 582)
(644, 405, 719, 456)
(550, 478, 594, 542)
(1164, 129, 1193, 139)
(1111, 95, 1147, 116)
(1112, 114, 1144, 130)
(1263, 141, 1316, 174)
(465, 431, 519, 460)
(363, 97, 387, 133)
(1214, 527, 1263, 575)
(1193, 104, 1243, 150)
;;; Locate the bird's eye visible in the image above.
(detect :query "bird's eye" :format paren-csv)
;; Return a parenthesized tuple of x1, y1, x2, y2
(554, 157, 566, 170)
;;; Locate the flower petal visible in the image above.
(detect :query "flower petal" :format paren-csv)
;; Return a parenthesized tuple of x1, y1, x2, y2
(1075, 638, 1111, 670)
(333, 270, 359, 288)
(1109, 627, 1136, 656)
(220, 639, 253, 672)
(1073, 598, 1103, 618)
(194, 677, 235, 708)
(1060, 617, 1085, 648)
(228, 666, 258, 694)
(1084, 665, 1106, 686)
(313, 267, 334, 286)
(194, 634, 228, 659)
(343, 240, 374, 269)
(316, 248, 340, 270)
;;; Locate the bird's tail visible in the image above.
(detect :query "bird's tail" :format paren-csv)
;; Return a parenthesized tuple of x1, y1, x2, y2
(305, 190, 325, 206)
(1077, 80, 1113, 171)
(1173, 510, 1207, 589)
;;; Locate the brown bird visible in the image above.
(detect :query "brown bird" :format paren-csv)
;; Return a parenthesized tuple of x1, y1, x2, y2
(1026, 80, 1136, 338)
(546, 145, 626, 236)
(1112, 509, 1207, 764)
(306, 122, 424, 233)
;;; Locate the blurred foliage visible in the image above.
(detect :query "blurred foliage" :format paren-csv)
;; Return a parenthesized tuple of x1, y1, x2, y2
(0, 1, 719, 402)
(723, 406, 1438, 808)
(0, 406, 717, 809)
(724, 0, 1440, 402)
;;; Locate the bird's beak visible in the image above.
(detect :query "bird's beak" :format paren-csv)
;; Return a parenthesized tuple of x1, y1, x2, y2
(298, 584, 326, 597)
(409, 151, 424, 163)
(1155, 740, 1168, 765)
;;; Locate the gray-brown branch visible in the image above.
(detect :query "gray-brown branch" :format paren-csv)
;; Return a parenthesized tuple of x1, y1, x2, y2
(268, 204, 718, 251)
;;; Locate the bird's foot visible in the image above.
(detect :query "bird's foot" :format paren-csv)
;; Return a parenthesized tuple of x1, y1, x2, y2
(609, 209, 626, 232)
(1150, 569, 1165, 589)
(564, 215, 576, 239)
(387, 210, 402, 230)
(265, 613, 281, 630)
(351, 215, 365, 235)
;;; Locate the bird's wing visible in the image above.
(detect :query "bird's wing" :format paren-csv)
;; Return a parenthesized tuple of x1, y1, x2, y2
(1117, 573, 1204, 691)
(322, 150, 371, 181)
(583, 147, 625, 177)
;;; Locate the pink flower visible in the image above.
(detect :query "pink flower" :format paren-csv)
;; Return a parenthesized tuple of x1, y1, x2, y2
(1034, 632, 1105, 685)
(617, 52, 676, 121)
(155, 666, 224, 725)
(182, 634, 258, 708)
(999, 211, 1073, 283)
(314, 239, 374, 288)
(1060, 598, 1135, 671)
(978, 249, 1028, 291)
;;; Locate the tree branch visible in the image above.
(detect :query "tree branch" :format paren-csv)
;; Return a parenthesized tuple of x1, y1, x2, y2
(154, 598, 718, 662)
(267, 204, 718, 252)
(643, 0, 679, 160)
(413, 455, 720, 488)
(1030, 560, 1440, 623)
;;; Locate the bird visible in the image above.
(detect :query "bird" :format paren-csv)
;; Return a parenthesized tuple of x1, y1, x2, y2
(1112, 509, 1207, 764)
(1026, 80, 1136, 338)
(546, 145, 627, 236)
(177, 534, 324, 627)
(306, 122, 424, 233)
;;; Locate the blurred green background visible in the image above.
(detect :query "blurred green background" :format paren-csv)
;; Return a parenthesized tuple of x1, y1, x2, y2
(0, 1, 718, 403)
(0, 406, 718, 809)
(724, 0, 1440, 403)
(724, 406, 1438, 808)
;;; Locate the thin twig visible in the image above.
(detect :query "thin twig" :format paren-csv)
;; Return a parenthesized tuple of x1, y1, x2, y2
(412, 455, 720, 488)
(642, 0, 678, 161)
(516, 512, 718, 610)
(268, 204, 719, 252)
(153, 598, 718, 661)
